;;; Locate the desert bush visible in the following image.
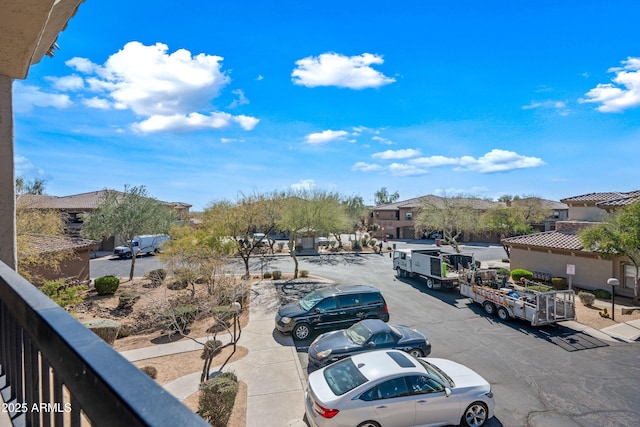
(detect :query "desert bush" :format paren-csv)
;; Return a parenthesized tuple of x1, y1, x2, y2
(272, 270, 282, 280)
(140, 366, 158, 379)
(510, 269, 533, 282)
(593, 289, 611, 299)
(300, 270, 309, 278)
(352, 240, 362, 251)
(201, 339, 224, 360)
(198, 372, 239, 427)
(94, 275, 120, 295)
(263, 271, 272, 279)
(277, 242, 285, 252)
(552, 277, 568, 289)
(167, 303, 199, 332)
(118, 290, 140, 309)
(212, 305, 237, 324)
(116, 325, 132, 339)
(40, 279, 86, 307)
(599, 307, 610, 318)
(578, 291, 596, 307)
(167, 279, 189, 290)
(496, 267, 510, 277)
(145, 269, 167, 287)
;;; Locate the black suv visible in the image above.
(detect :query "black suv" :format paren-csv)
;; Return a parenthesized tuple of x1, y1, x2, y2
(275, 285, 389, 340)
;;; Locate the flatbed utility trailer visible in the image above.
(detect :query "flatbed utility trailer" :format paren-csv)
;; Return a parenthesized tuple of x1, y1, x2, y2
(393, 248, 475, 289)
(459, 274, 576, 326)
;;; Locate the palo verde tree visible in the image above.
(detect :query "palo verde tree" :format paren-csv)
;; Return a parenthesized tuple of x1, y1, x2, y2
(337, 195, 368, 247)
(414, 194, 483, 253)
(580, 201, 640, 305)
(278, 189, 348, 278)
(202, 192, 282, 278)
(81, 186, 177, 281)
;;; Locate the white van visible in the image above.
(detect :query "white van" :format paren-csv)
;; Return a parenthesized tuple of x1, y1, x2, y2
(113, 234, 170, 258)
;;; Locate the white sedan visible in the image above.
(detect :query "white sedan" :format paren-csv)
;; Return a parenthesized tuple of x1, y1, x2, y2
(304, 349, 495, 427)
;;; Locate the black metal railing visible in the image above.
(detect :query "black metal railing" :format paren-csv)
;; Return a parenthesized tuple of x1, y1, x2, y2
(0, 262, 209, 427)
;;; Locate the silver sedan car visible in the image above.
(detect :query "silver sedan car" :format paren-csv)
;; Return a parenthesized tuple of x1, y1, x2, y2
(304, 349, 495, 427)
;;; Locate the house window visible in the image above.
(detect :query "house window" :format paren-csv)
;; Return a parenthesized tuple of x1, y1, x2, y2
(552, 211, 560, 219)
(405, 212, 413, 220)
(624, 265, 636, 290)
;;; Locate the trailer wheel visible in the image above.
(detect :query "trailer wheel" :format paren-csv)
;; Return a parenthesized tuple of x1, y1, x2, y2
(497, 307, 510, 321)
(426, 278, 434, 289)
(483, 302, 496, 315)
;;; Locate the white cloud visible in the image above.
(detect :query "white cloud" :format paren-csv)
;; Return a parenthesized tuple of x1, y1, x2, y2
(305, 130, 349, 144)
(388, 163, 428, 176)
(133, 112, 259, 133)
(12, 83, 72, 113)
(292, 52, 395, 89)
(455, 149, 545, 173)
(372, 149, 421, 160)
(410, 155, 461, 167)
(220, 137, 244, 144)
(372, 136, 394, 145)
(47, 75, 85, 91)
(15, 155, 35, 176)
(227, 89, 249, 109)
(61, 41, 259, 132)
(352, 162, 383, 172)
(83, 97, 112, 109)
(290, 179, 317, 191)
(522, 100, 569, 115)
(580, 56, 640, 112)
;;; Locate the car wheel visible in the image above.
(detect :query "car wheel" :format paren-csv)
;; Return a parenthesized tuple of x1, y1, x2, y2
(483, 302, 495, 315)
(497, 307, 510, 321)
(293, 323, 311, 340)
(462, 401, 488, 427)
(408, 348, 424, 358)
(357, 421, 381, 427)
(125, 252, 132, 259)
(426, 278, 434, 289)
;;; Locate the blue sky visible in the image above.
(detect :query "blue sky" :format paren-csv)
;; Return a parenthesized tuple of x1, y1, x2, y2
(14, 0, 640, 210)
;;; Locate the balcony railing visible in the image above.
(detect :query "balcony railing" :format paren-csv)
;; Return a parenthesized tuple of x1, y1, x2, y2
(0, 262, 209, 427)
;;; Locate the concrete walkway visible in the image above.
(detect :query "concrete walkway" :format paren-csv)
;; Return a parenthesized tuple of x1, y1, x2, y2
(121, 280, 307, 427)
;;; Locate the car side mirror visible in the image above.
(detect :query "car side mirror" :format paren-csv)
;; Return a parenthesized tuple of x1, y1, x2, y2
(444, 387, 452, 397)
(314, 308, 321, 313)
(367, 342, 376, 347)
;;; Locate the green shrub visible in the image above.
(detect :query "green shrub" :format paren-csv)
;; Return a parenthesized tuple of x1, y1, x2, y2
(272, 270, 282, 280)
(201, 339, 223, 360)
(40, 279, 86, 307)
(551, 277, 568, 289)
(593, 289, 611, 299)
(578, 291, 596, 307)
(352, 240, 362, 251)
(599, 307, 610, 318)
(94, 275, 120, 295)
(300, 270, 309, 278)
(496, 267, 510, 277)
(140, 366, 158, 379)
(510, 269, 533, 282)
(212, 305, 237, 324)
(167, 304, 199, 332)
(145, 269, 167, 287)
(198, 372, 239, 427)
(263, 271, 272, 279)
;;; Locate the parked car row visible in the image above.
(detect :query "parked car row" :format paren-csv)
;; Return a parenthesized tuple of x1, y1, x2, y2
(275, 284, 496, 427)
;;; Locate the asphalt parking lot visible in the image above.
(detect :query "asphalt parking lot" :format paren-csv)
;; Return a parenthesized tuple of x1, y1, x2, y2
(91, 242, 640, 426)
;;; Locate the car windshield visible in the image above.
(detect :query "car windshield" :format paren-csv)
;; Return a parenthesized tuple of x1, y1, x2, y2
(345, 322, 373, 345)
(417, 359, 455, 388)
(323, 358, 369, 396)
(299, 291, 324, 311)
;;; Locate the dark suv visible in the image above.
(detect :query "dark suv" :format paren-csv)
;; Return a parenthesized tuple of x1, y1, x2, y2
(275, 285, 389, 340)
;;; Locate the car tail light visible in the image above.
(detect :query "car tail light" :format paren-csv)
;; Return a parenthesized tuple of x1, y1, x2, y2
(485, 391, 494, 398)
(314, 402, 339, 418)
(383, 303, 389, 314)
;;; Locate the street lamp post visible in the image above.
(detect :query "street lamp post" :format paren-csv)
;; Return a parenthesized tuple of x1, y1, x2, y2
(607, 278, 620, 321)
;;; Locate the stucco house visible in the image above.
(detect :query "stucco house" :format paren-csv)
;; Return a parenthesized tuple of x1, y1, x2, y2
(502, 191, 640, 299)
(17, 190, 192, 250)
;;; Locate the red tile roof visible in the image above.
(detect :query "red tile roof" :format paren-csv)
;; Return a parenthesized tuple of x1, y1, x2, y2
(26, 235, 98, 254)
(502, 231, 584, 251)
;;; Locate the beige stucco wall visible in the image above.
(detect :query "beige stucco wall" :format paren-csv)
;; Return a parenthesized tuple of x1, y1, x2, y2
(568, 206, 609, 222)
(509, 247, 633, 296)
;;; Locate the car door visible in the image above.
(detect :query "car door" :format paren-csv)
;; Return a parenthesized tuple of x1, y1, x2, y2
(337, 294, 366, 327)
(406, 375, 461, 426)
(359, 377, 416, 427)
(311, 297, 341, 329)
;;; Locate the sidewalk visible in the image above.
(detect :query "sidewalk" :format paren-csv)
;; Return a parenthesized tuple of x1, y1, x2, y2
(120, 280, 308, 427)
